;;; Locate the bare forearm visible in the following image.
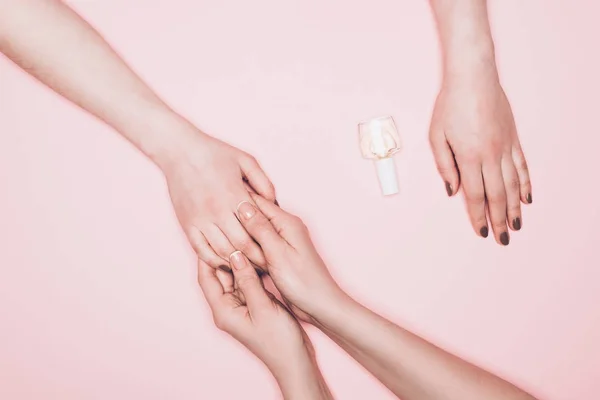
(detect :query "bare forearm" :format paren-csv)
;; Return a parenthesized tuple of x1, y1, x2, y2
(0, 0, 189, 165)
(315, 293, 535, 400)
(272, 352, 333, 400)
(429, 0, 497, 78)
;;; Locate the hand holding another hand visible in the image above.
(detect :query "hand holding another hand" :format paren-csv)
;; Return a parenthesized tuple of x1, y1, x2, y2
(235, 194, 345, 325)
(197, 251, 332, 399)
(158, 125, 276, 269)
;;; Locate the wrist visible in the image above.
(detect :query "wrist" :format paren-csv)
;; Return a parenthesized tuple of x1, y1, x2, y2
(443, 45, 498, 85)
(115, 105, 208, 171)
(309, 289, 355, 332)
(432, 2, 497, 81)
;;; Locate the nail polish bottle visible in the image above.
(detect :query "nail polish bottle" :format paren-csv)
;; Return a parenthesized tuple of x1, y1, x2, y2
(358, 116, 401, 196)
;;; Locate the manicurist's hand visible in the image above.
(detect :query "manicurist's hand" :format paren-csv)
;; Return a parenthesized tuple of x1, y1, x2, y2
(197, 252, 332, 400)
(236, 195, 344, 324)
(237, 196, 537, 400)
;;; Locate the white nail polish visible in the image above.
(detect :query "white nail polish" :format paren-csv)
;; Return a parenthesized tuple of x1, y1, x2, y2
(358, 116, 401, 196)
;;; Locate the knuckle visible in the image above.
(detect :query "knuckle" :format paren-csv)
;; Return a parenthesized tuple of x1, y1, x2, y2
(470, 211, 487, 224)
(437, 163, 456, 176)
(508, 204, 521, 215)
(486, 191, 505, 204)
(236, 237, 256, 253)
(289, 215, 304, 227)
(516, 157, 529, 171)
(493, 221, 507, 231)
(507, 177, 520, 191)
(465, 192, 485, 205)
(456, 151, 480, 165)
(245, 155, 258, 167)
(255, 221, 274, 237)
(236, 274, 258, 288)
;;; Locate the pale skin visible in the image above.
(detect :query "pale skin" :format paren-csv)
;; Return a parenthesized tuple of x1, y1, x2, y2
(428, 0, 533, 245)
(209, 195, 538, 400)
(0, 0, 532, 250)
(0, 0, 275, 270)
(197, 252, 333, 400)
(1, 0, 537, 397)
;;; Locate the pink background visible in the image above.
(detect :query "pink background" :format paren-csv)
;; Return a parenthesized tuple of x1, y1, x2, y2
(1, 0, 599, 399)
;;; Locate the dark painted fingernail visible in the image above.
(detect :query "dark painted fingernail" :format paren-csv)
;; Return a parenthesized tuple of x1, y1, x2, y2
(513, 217, 521, 231)
(526, 193, 532, 204)
(500, 232, 510, 246)
(445, 181, 453, 197)
(274, 199, 280, 206)
(218, 265, 232, 273)
(480, 226, 489, 238)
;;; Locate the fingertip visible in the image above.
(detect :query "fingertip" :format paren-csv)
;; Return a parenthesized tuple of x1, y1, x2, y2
(445, 180, 459, 197)
(479, 226, 489, 238)
(500, 231, 510, 246)
(237, 201, 257, 221)
(512, 217, 522, 231)
(229, 250, 249, 271)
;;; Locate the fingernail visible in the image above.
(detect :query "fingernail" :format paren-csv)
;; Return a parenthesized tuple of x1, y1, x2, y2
(480, 226, 489, 238)
(500, 232, 510, 246)
(218, 265, 232, 273)
(445, 181, 453, 197)
(513, 217, 521, 231)
(237, 201, 256, 220)
(526, 193, 533, 204)
(274, 199, 280, 206)
(229, 251, 246, 270)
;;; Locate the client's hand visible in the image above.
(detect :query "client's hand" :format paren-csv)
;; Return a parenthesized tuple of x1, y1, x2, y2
(197, 251, 332, 399)
(236, 195, 344, 324)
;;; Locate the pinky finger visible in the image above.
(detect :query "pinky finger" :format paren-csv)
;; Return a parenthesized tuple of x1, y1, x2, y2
(512, 145, 532, 204)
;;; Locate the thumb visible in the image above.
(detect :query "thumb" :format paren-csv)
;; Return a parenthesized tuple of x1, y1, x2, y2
(229, 251, 270, 313)
(249, 193, 308, 245)
(429, 129, 460, 196)
(237, 201, 286, 258)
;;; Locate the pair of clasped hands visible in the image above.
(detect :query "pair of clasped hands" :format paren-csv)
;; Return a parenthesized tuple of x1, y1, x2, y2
(196, 195, 537, 400)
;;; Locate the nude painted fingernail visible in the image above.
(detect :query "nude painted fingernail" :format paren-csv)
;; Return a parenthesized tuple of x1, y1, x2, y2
(480, 226, 489, 238)
(237, 201, 256, 220)
(526, 193, 533, 204)
(513, 217, 522, 231)
(500, 232, 510, 246)
(445, 181, 453, 197)
(229, 251, 246, 270)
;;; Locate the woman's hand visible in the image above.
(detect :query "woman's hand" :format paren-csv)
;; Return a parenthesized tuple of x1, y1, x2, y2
(429, 68, 532, 246)
(235, 197, 538, 400)
(197, 251, 332, 399)
(160, 125, 276, 270)
(235, 195, 345, 324)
